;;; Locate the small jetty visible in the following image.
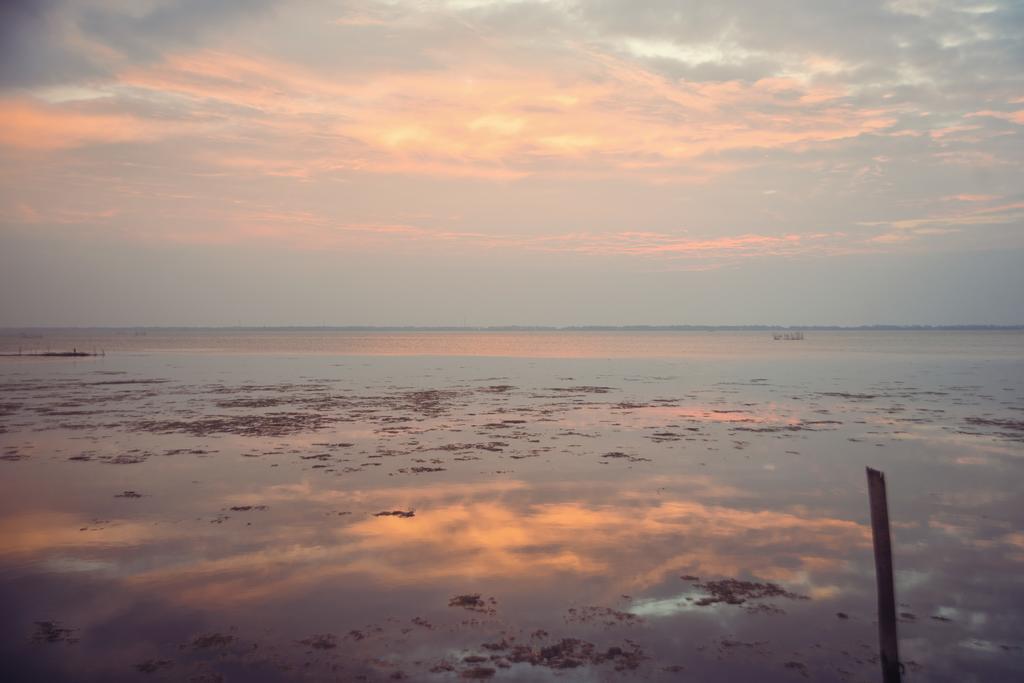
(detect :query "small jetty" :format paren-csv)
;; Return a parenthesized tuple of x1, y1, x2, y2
(1, 348, 105, 357)
(772, 331, 804, 341)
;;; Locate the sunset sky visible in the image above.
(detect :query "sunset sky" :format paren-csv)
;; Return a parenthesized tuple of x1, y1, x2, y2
(1, 0, 1022, 326)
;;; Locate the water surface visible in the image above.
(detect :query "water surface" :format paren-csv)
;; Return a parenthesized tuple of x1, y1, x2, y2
(1, 331, 1022, 681)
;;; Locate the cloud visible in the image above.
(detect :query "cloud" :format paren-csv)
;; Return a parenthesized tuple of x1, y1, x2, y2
(110, 477, 870, 606)
(77, 0, 280, 60)
(967, 109, 1024, 125)
(0, 0, 280, 87)
(0, 97, 162, 149)
(96, 42, 900, 184)
(0, 1, 1021, 325)
(0, 0, 104, 87)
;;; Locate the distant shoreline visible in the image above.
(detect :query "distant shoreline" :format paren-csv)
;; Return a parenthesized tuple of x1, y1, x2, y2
(2, 325, 1022, 333)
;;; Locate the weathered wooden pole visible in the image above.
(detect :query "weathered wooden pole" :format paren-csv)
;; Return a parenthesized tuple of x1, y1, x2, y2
(866, 467, 902, 683)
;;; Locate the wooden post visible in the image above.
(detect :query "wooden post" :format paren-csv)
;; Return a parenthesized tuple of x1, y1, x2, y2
(866, 467, 901, 683)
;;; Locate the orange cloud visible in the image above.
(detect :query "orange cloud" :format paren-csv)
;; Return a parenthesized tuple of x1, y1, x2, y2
(0, 98, 158, 150)
(860, 199, 1024, 235)
(943, 194, 1000, 202)
(1, 201, 120, 226)
(966, 109, 1024, 125)
(0, 511, 175, 555)
(107, 46, 898, 181)
(162, 206, 849, 262)
(114, 480, 871, 606)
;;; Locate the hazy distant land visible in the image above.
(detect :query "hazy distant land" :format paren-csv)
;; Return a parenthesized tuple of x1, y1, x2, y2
(3, 324, 1022, 333)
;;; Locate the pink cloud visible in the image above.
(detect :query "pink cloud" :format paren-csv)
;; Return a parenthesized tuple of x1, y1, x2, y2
(942, 194, 1000, 202)
(966, 110, 1024, 125)
(0, 98, 157, 150)
(101, 46, 900, 182)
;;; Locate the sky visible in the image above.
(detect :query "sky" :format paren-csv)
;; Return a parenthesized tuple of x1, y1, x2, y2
(1, 0, 1022, 327)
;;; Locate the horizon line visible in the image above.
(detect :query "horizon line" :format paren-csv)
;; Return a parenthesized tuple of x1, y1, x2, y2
(2, 324, 1023, 332)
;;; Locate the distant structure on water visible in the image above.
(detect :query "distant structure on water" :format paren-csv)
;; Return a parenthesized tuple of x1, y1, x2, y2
(2, 347, 105, 357)
(773, 331, 804, 341)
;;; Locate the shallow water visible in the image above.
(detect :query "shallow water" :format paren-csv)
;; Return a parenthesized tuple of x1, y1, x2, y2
(1, 331, 1022, 682)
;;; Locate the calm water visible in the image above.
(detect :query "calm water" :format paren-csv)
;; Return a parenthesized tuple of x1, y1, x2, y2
(2, 328, 1022, 358)
(1, 331, 1022, 682)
